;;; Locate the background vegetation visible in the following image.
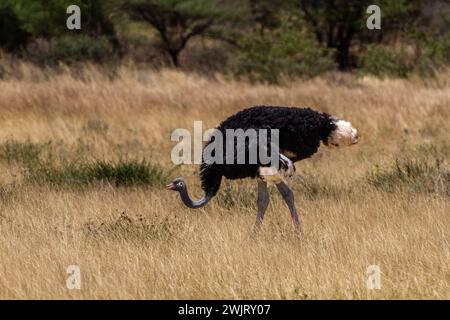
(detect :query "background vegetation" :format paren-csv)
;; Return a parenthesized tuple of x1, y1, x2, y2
(1, 0, 449, 82)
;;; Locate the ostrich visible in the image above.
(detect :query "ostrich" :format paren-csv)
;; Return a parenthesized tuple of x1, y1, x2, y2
(166, 106, 359, 234)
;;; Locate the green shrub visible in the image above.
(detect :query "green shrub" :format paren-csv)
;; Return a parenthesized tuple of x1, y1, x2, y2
(360, 44, 412, 78)
(52, 35, 114, 63)
(92, 160, 167, 186)
(27, 159, 169, 187)
(0, 140, 49, 166)
(368, 157, 450, 196)
(26, 35, 115, 64)
(234, 27, 336, 83)
(0, 140, 169, 188)
(414, 36, 450, 77)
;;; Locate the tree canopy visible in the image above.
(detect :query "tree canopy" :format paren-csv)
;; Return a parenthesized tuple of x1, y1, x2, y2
(0, 0, 449, 81)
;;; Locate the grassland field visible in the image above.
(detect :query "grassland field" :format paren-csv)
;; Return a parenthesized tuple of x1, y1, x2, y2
(0, 63, 449, 299)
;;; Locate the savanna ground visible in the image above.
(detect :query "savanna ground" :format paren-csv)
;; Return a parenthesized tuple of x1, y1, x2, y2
(0, 64, 449, 299)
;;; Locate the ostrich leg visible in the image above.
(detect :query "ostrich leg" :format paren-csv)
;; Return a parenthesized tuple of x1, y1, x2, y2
(253, 180, 270, 232)
(276, 181, 301, 236)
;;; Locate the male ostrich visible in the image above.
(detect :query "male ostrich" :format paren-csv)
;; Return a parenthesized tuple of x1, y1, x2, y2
(166, 106, 359, 234)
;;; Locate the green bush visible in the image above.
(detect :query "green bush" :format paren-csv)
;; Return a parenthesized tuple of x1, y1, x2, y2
(52, 35, 114, 63)
(26, 35, 115, 64)
(0, 140, 170, 188)
(234, 27, 336, 83)
(360, 44, 412, 78)
(368, 157, 450, 196)
(91, 160, 167, 186)
(414, 36, 450, 77)
(27, 159, 169, 187)
(0, 140, 49, 166)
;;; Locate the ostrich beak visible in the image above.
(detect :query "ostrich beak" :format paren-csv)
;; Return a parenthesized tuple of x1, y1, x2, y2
(166, 182, 175, 190)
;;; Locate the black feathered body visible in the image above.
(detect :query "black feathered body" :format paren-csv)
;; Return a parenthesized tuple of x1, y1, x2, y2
(200, 106, 336, 196)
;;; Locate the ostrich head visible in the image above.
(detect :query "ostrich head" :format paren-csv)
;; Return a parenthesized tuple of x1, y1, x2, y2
(166, 177, 185, 191)
(325, 117, 359, 147)
(166, 177, 212, 209)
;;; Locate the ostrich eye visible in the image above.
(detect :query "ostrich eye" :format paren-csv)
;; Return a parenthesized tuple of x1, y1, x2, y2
(178, 182, 183, 187)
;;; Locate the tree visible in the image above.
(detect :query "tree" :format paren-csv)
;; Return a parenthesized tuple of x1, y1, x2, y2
(298, 0, 417, 69)
(124, 0, 239, 67)
(0, 2, 29, 52)
(298, 0, 366, 69)
(249, 0, 284, 34)
(13, 0, 121, 50)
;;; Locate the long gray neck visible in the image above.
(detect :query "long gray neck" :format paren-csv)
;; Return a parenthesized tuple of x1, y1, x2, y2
(178, 185, 212, 209)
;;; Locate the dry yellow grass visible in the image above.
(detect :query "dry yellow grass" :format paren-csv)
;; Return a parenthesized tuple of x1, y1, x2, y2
(0, 63, 449, 299)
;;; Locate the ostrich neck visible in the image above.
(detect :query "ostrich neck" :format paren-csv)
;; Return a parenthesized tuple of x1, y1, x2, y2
(179, 185, 211, 209)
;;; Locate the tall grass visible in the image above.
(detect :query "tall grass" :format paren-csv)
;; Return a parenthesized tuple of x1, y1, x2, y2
(83, 212, 177, 245)
(0, 64, 448, 299)
(0, 140, 48, 166)
(368, 156, 450, 196)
